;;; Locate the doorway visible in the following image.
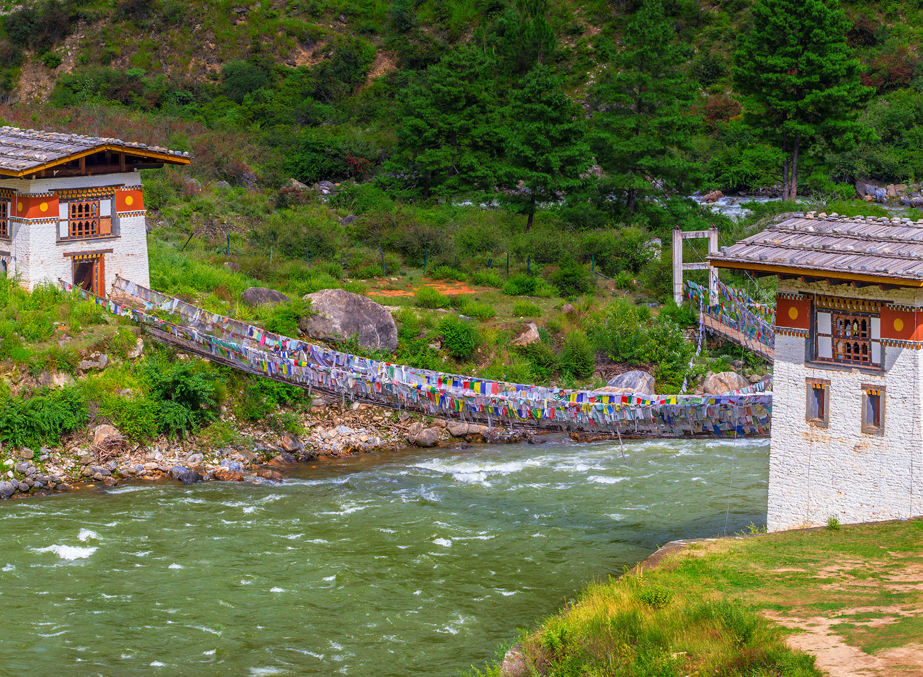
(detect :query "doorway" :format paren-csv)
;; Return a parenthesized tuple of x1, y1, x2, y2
(72, 254, 105, 296)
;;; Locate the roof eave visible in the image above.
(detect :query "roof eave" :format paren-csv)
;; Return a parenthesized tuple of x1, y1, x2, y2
(0, 144, 191, 178)
(709, 258, 923, 288)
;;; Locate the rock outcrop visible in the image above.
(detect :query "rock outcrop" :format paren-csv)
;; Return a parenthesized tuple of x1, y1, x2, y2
(241, 287, 291, 306)
(300, 289, 398, 352)
(597, 371, 655, 395)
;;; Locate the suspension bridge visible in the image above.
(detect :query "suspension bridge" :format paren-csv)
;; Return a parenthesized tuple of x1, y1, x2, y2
(60, 274, 775, 439)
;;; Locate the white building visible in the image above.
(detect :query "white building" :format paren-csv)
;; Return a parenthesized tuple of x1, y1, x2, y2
(711, 212, 923, 531)
(0, 127, 189, 296)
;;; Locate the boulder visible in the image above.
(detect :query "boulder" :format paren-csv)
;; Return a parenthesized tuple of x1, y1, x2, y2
(340, 215, 358, 225)
(18, 448, 34, 460)
(0, 481, 17, 498)
(874, 187, 887, 203)
(300, 289, 398, 352)
(257, 467, 285, 481)
(412, 428, 440, 448)
(183, 178, 203, 194)
(288, 178, 309, 190)
(215, 468, 245, 482)
(241, 287, 291, 307)
(512, 323, 540, 347)
(170, 465, 203, 485)
(562, 303, 576, 315)
(602, 371, 655, 395)
(216, 180, 232, 190)
(447, 421, 469, 438)
(223, 261, 241, 272)
(280, 432, 304, 453)
(703, 190, 724, 204)
(702, 371, 750, 394)
(268, 453, 298, 468)
(93, 424, 121, 447)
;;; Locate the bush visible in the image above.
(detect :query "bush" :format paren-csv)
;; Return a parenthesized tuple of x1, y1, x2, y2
(547, 264, 594, 299)
(138, 353, 219, 436)
(222, 59, 271, 103)
(513, 300, 542, 317)
(438, 315, 480, 360)
(0, 386, 87, 449)
(430, 265, 465, 281)
(414, 287, 450, 309)
(471, 270, 504, 288)
(456, 299, 497, 320)
(503, 273, 538, 296)
(518, 340, 557, 380)
(559, 330, 595, 379)
(99, 395, 159, 443)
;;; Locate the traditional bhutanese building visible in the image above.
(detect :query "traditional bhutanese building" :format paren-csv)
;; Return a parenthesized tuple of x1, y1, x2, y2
(711, 211, 923, 531)
(0, 127, 190, 296)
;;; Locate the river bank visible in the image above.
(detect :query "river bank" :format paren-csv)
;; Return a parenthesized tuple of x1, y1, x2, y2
(489, 519, 923, 677)
(0, 398, 537, 500)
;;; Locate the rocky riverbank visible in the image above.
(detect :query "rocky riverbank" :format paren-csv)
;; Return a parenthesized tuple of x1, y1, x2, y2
(0, 400, 532, 500)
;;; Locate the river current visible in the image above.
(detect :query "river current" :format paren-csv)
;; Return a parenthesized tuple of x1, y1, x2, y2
(0, 437, 769, 676)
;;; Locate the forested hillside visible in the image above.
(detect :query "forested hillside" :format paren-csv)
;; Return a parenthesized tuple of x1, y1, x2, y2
(1, 0, 922, 394)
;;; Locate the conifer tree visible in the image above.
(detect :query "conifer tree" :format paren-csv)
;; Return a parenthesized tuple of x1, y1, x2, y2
(734, 0, 872, 201)
(502, 65, 589, 232)
(388, 47, 500, 199)
(588, 0, 701, 215)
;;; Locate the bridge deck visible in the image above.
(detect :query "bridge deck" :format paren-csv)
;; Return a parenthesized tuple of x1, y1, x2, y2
(700, 314, 774, 362)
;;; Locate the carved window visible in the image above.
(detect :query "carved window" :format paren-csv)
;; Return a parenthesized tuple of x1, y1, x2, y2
(69, 200, 99, 239)
(815, 309, 881, 368)
(0, 200, 7, 239)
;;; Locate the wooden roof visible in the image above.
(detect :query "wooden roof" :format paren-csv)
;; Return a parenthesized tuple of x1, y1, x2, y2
(0, 127, 190, 177)
(710, 213, 923, 288)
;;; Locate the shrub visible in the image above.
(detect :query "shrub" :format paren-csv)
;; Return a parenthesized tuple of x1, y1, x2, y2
(512, 300, 542, 317)
(138, 353, 219, 436)
(559, 330, 595, 379)
(503, 273, 538, 296)
(518, 341, 557, 380)
(438, 315, 479, 360)
(637, 586, 674, 609)
(414, 287, 450, 309)
(547, 264, 594, 299)
(430, 265, 465, 281)
(471, 270, 504, 288)
(456, 299, 496, 320)
(222, 59, 271, 103)
(99, 395, 159, 443)
(40, 51, 62, 69)
(0, 386, 88, 449)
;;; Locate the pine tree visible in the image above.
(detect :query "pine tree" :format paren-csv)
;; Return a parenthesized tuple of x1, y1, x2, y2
(502, 65, 590, 232)
(387, 47, 500, 199)
(733, 0, 872, 201)
(589, 0, 701, 215)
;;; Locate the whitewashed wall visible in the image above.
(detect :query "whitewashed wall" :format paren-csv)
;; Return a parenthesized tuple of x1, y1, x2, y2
(768, 280, 923, 531)
(1, 171, 149, 293)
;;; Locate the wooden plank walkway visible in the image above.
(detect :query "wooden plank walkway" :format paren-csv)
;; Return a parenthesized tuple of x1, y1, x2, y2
(701, 314, 774, 363)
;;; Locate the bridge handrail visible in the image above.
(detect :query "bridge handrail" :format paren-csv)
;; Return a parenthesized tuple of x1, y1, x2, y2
(60, 279, 773, 436)
(684, 279, 775, 349)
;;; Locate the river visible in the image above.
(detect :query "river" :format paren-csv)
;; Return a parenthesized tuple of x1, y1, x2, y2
(0, 436, 769, 676)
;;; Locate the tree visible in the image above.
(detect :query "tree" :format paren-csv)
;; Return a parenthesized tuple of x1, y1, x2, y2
(502, 65, 590, 232)
(588, 0, 701, 215)
(491, 0, 556, 77)
(387, 47, 500, 199)
(733, 0, 873, 201)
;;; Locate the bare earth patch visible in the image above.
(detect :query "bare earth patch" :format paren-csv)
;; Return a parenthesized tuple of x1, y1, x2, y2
(766, 610, 923, 677)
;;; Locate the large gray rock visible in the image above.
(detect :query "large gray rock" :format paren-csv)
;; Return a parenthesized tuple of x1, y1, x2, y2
(511, 323, 540, 347)
(412, 428, 440, 448)
(601, 371, 655, 395)
(0, 481, 17, 498)
(300, 289, 398, 352)
(702, 371, 750, 394)
(242, 287, 291, 307)
(170, 465, 203, 485)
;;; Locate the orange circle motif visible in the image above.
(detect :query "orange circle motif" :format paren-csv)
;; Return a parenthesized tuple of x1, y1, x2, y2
(788, 307, 799, 320)
(39, 202, 47, 212)
(16, 202, 23, 211)
(894, 318, 904, 332)
(125, 195, 134, 206)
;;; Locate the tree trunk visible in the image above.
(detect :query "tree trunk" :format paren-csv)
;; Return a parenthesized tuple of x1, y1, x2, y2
(790, 136, 800, 202)
(626, 186, 636, 213)
(526, 195, 536, 233)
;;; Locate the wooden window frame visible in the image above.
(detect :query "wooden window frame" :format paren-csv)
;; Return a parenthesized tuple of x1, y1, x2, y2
(814, 307, 882, 370)
(0, 200, 8, 239)
(861, 384, 885, 436)
(806, 378, 830, 428)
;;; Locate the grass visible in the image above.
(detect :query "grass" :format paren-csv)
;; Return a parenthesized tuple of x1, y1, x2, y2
(470, 519, 923, 675)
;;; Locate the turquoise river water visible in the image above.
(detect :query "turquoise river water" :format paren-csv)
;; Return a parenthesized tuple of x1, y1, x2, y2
(0, 436, 769, 676)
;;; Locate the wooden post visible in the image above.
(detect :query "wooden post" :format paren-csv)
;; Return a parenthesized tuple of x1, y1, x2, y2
(672, 226, 683, 306)
(709, 225, 719, 306)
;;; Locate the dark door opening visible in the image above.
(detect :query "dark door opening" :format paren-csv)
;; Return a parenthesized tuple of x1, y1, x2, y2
(74, 260, 94, 292)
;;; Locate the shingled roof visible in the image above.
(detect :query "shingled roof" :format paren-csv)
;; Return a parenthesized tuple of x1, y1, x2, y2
(0, 126, 190, 176)
(710, 213, 923, 287)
